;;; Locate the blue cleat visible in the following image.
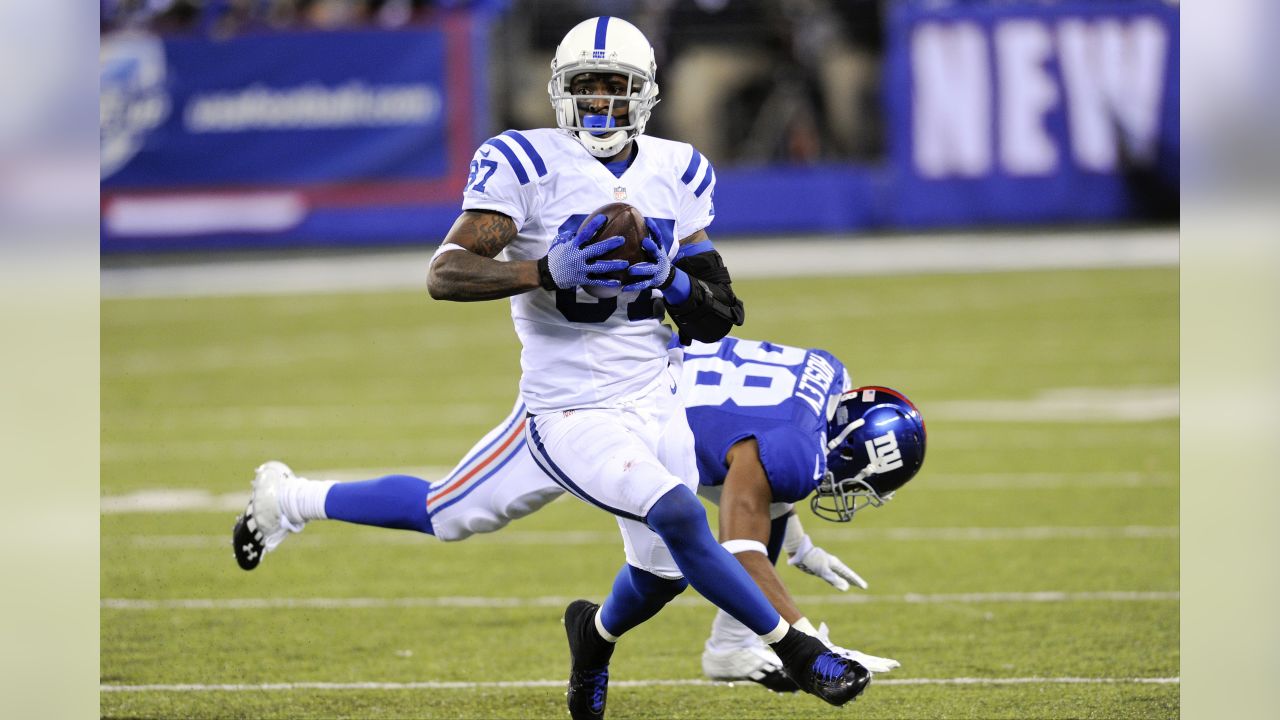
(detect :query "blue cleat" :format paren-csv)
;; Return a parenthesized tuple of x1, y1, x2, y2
(772, 627, 871, 706)
(798, 650, 871, 705)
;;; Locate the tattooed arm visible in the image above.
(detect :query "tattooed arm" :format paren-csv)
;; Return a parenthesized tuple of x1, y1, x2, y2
(427, 210, 540, 302)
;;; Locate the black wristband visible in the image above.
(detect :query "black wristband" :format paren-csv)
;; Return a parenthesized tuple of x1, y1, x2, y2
(536, 256, 558, 291)
(658, 265, 678, 290)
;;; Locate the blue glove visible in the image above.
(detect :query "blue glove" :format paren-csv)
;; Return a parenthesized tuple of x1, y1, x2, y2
(537, 214, 630, 291)
(621, 219, 673, 292)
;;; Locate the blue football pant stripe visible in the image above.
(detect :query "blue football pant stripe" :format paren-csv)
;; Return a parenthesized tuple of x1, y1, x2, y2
(525, 414, 644, 522)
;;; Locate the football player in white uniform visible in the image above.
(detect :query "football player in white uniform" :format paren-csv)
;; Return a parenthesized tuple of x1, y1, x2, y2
(232, 335, 927, 695)
(428, 17, 872, 717)
(236, 16, 870, 718)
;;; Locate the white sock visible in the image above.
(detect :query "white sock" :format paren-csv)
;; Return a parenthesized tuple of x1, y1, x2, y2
(705, 609, 760, 651)
(594, 606, 620, 643)
(280, 477, 337, 525)
(792, 617, 820, 637)
(758, 617, 789, 645)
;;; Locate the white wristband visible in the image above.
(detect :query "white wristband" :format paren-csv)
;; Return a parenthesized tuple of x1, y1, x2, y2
(721, 539, 768, 556)
(430, 242, 468, 266)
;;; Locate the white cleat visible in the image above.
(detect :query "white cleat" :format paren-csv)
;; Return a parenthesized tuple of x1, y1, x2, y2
(701, 643, 800, 693)
(231, 461, 305, 570)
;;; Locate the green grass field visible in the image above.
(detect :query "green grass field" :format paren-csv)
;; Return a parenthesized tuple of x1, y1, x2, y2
(101, 265, 1178, 719)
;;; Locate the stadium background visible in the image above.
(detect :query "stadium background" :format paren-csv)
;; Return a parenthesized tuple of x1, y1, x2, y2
(100, 1, 1181, 719)
(100, 0, 1178, 251)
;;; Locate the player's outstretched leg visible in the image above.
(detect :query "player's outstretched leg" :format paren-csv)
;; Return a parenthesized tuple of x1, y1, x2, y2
(233, 464, 436, 570)
(232, 461, 307, 570)
(770, 626, 871, 706)
(563, 600, 614, 720)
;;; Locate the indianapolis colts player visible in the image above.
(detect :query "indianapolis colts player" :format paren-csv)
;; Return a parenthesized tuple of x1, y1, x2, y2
(439, 14, 864, 717)
(231, 335, 927, 693)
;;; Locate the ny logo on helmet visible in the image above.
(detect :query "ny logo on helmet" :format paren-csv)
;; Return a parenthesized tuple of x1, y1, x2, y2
(866, 432, 904, 472)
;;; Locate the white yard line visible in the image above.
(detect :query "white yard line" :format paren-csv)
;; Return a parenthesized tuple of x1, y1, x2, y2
(929, 387, 1178, 423)
(100, 228, 1177, 299)
(101, 590, 1178, 611)
(921, 471, 1177, 489)
(100, 676, 1179, 692)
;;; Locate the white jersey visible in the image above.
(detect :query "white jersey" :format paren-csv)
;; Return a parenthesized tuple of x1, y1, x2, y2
(461, 128, 717, 414)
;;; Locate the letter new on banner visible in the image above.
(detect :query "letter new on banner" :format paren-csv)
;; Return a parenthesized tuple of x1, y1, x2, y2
(883, 0, 1179, 227)
(101, 18, 487, 251)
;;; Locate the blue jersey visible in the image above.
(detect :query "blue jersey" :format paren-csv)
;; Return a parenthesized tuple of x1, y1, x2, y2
(677, 337, 850, 504)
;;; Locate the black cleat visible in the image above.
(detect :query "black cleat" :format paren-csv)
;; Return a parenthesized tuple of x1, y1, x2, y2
(773, 628, 871, 706)
(231, 509, 265, 570)
(796, 650, 871, 705)
(563, 600, 614, 720)
(753, 666, 802, 694)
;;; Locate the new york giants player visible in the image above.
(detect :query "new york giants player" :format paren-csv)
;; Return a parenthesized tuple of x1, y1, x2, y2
(231, 335, 927, 693)
(680, 338, 925, 689)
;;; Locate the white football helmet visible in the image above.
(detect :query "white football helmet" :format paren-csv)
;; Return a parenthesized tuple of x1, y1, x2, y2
(548, 16, 659, 158)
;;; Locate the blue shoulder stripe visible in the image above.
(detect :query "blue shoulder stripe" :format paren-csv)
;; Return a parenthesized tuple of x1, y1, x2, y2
(501, 131, 547, 178)
(482, 138, 529, 185)
(694, 166, 715, 198)
(680, 148, 703, 185)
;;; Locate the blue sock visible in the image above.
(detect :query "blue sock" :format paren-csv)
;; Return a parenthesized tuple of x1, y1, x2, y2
(598, 564, 688, 637)
(645, 486, 781, 636)
(324, 474, 434, 535)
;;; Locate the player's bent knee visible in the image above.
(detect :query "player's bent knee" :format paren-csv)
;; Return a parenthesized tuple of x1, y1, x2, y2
(645, 485, 708, 540)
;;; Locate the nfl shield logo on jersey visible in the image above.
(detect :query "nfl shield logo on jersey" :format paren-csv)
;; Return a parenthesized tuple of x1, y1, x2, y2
(614, 186, 627, 201)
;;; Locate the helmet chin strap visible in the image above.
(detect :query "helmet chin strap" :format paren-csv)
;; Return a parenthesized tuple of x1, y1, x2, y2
(826, 417, 866, 452)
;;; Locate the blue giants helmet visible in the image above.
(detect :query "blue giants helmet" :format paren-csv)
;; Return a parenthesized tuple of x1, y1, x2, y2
(811, 386, 926, 522)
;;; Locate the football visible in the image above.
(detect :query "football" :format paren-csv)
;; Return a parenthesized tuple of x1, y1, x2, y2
(578, 202, 648, 298)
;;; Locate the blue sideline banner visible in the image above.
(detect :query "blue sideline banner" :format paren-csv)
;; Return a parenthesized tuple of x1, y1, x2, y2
(101, 16, 488, 251)
(880, 0, 1179, 227)
(101, 3, 1178, 251)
